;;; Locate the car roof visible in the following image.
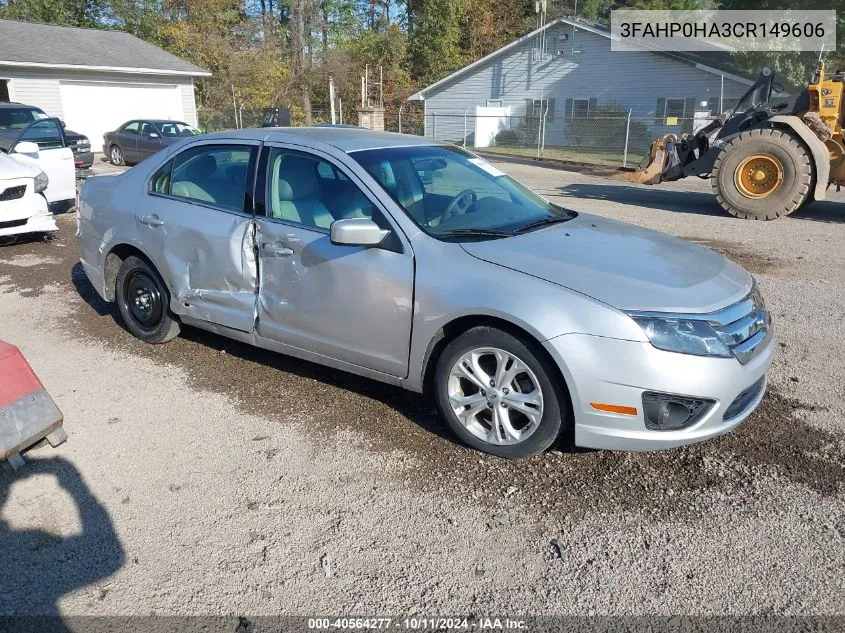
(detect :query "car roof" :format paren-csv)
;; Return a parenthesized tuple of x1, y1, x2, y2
(0, 102, 41, 109)
(199, 127, 444, 153)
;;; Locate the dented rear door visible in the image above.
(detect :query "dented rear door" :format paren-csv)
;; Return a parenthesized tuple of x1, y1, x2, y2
(139, 141, 259, 333)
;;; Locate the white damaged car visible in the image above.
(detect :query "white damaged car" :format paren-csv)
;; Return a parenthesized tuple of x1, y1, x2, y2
(0, 143, 58, 243)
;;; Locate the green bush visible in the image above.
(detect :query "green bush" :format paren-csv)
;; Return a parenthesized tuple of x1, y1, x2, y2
(494, 128, 520, 146)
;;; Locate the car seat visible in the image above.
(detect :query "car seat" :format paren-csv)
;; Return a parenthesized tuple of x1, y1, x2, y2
(271, 162, 335, 229)
(172, 154, 217, 203)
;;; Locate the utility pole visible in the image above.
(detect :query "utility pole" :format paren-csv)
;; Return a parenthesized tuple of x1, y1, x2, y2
(329, 75, 336, 125)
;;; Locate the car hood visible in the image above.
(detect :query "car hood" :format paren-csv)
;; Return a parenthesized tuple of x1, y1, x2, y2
(0, 151, 41, 180)
(460, 213, 751, 313)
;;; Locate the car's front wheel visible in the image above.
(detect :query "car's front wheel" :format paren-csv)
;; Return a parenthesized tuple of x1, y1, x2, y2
(115, 255, 180, 344)
(434, 326, 567, 458)
(109, 145, 125, 166)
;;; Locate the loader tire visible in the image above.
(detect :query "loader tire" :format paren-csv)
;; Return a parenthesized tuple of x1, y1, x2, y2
(712, 128, 813, 220)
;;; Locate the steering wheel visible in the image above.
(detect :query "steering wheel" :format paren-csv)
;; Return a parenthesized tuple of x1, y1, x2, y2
(442, 189, 477, 222)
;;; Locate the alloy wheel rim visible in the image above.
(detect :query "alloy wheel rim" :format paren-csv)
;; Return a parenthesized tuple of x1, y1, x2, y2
(126, 271, 162, 327)
(112, 147, 121, 163)
(447, 347, 544, 446)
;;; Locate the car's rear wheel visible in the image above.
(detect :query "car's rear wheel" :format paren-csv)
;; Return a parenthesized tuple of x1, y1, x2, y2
(434, 326, 567, 458)
(109, 145, 125, 166)
(115, 256, 180, 344)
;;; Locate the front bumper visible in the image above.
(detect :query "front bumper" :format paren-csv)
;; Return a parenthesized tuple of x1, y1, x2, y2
(0, 194, 57, 237)
(543, 330, 774, 451)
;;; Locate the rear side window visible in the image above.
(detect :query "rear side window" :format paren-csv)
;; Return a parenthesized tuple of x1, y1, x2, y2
(150, 144, 254, 212)
(150, 160, 172, 194)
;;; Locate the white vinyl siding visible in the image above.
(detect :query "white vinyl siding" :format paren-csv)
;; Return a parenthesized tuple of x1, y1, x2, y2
(420, 25, 751, 143)
(2, 67, 199, 141)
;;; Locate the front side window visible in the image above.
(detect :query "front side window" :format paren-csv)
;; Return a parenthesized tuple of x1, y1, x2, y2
(265, 148, 374, 230)
(351, 145, 573, 239)
(16, 118, 64, 150)
(122, 121, 140, 135)
(153, 144, 253, 211)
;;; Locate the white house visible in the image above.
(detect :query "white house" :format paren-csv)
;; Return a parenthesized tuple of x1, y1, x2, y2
(409, 18, 758, 149)
(0, 19, 211, 145)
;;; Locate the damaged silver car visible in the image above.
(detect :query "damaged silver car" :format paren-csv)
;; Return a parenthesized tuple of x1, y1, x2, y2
(77, 128, 773, 458)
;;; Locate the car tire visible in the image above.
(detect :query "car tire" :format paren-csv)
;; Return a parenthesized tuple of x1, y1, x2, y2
(434, 326, 568, 458)
(109, 145, 125, 166)
(115, 255, 180, 344)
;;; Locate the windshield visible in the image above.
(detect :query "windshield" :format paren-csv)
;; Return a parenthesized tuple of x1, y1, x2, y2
(157, 122, 200, 138)
(350, 145, 574, 239)
(0, 107, 49, 131)
(729, 72, 774, 115)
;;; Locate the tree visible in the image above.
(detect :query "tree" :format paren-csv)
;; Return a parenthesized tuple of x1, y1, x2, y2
(408, 0, 467, 84)
(0, 0, 107, 26)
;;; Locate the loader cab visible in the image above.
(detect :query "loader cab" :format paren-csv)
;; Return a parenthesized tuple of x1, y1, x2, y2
(728, 69, 775, 117)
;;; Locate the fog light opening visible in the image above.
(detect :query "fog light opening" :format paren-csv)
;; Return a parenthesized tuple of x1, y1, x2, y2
(642, 392, 714, 431)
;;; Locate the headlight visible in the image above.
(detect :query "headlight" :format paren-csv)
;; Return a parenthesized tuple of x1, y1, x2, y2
(33, 170, 49, 194)
(629, 315, 732, 358)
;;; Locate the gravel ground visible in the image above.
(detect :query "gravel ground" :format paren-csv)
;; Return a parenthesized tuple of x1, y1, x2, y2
(0, 163, 843, 618)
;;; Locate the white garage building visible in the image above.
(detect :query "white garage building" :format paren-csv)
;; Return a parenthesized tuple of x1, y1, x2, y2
(0, 19, 210, 145)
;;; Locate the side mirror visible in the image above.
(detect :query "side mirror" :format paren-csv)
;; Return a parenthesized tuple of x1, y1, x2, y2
(59, 120, 66, 129)
(149, 132, 160, 138)
(330, 218, 388, 247)
(13, 141, 40, 155)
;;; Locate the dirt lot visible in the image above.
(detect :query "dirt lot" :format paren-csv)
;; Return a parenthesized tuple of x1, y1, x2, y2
(1, 162, 844, 618)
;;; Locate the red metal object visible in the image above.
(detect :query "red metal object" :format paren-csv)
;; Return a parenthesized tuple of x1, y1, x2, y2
(0, 340, 65, 469)
(0, 341, 44, 407)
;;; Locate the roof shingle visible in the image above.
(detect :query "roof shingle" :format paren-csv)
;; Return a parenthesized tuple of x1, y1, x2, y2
(0, 19, 210, 76)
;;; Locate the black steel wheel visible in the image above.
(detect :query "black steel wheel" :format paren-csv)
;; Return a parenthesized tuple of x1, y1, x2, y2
(115, 255, 180, 344)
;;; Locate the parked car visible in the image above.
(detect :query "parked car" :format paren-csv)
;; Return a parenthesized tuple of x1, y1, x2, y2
(103, 120, 200, 166)
(77, 128, 774, 458)
(0, 103, 93, 177)
(0, 149, 57, 243)
(0, 107, 76, 215)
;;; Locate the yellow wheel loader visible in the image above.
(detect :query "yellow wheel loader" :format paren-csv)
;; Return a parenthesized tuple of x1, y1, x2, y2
(620, 63, 844, 220)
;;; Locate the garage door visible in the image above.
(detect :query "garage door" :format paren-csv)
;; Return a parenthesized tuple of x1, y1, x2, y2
(59, 81, 183, 147)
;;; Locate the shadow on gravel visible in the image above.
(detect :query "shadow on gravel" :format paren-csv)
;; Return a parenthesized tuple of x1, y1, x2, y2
(557, 183, 725, 217)
(0, 457, 124, 621)
(4, 223, 843, 521)
(558, 183, 845, 224)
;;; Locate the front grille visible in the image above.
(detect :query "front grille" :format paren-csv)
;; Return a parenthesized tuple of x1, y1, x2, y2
(724, 377, 765, 420)
(0, 185, 26, 201)
(706, 286, 771, 365)
(0, 218, 27, 229)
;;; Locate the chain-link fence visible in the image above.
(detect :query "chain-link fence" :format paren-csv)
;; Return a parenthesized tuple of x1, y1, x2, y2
(195, 105, 708, 171)
(420, 113, 717, 168)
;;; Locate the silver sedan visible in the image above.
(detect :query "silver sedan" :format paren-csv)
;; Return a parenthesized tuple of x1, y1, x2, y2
(77, 128, 774, 458)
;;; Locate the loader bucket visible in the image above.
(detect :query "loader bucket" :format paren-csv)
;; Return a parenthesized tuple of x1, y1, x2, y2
(611, 134, 678, 185)
(0, 340, 66, 470)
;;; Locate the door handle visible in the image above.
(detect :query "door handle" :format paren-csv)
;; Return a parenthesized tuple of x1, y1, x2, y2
(137, 214, 164, 227)
(262, 242, 294, 257)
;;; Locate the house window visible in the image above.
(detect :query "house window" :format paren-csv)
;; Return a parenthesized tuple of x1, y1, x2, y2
(486, 99, 503, 107)
(665, 98, 686, 118)
(530, 99, 550, 116)
(572, 99, 590, 118)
